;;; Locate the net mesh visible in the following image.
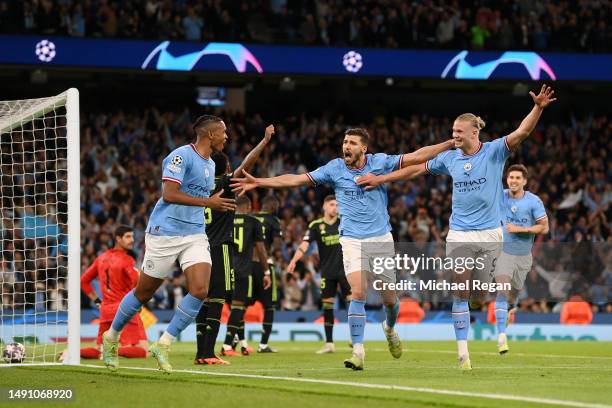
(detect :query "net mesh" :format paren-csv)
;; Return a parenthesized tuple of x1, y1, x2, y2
(0, 95, 69, 364)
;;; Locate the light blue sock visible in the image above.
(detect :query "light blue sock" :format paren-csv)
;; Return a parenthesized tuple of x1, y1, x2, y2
(166, 294, 204, 337)
(452, 299, 470, 341)
(385, 301, 400, 328)
(495, 295, 509, 335)
(111, 289, 142, 332)
(348, 299, 366, 345)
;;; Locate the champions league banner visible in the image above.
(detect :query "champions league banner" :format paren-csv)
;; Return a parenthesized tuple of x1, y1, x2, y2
(2, 35, 612, 81)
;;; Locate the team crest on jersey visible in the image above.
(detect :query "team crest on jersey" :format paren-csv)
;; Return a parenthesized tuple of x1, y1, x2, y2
(205, 168, 210, 178)
(353, 175, 361, 183)
(463, 162, 472, 171)
(511, 205, 518, 213)
(319, 224, 326, 234)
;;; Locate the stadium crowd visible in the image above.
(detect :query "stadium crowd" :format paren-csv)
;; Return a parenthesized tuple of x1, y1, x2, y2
(72, 107, 611, 313)
(1, 0, 611, 52)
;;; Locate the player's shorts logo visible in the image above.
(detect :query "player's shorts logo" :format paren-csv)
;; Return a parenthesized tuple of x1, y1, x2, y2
(171, 155, 183, 166)
(145, 260, 155, 271)
(463, 162, 472, 171)
(511, 205, 518, 213)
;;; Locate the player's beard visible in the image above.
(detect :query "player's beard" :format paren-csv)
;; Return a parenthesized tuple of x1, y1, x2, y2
(344, 151, 363, 168)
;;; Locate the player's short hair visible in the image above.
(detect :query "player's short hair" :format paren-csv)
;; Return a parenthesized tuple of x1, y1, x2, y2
(507, 164, 529, 179)
(324, 194, 336, 203)
(345, 128, 369, 145)
(114, 225, 133, 239)
(236, 195, 251, 209)
(455, 113, 486, 130)
(262, 195, 279, 210)
(211, 152, 229, 176)
(193, 114, 223, 135)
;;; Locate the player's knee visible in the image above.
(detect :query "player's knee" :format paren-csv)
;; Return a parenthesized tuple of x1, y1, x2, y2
(190, 286, 209, 300)
(350, 288, 366, 301)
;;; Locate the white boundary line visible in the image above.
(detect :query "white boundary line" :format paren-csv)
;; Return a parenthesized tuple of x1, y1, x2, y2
(80, 364, 611, 408)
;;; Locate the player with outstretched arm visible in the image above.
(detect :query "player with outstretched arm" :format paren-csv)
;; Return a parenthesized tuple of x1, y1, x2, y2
(356, 85, 556, 370)
(231, 128, 454, 370)
(102, 115, 236, 374)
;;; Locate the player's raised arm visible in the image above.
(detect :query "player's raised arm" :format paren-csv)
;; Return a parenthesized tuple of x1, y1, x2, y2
(356, 163, 428, 190)
(162, 181, 236, 211)
(230, 171, 312, 196)
(234, 124, 275, 178)
(399, 139, 454, 167)
(506, 85, 557, 150)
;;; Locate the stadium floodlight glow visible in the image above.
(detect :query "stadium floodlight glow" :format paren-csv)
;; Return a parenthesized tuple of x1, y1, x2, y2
(441, 51, 557, 80)
(34, 39, 56, 62)
(342, 50, 363, 73)
(0, 89, 80, 366)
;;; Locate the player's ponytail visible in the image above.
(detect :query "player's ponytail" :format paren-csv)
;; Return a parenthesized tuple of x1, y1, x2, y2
(456, 113, 485, 131)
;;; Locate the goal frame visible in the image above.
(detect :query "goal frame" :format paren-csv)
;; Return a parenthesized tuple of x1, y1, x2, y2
(0, 88, 80, 366)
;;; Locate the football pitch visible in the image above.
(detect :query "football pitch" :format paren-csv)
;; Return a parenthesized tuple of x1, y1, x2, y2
(3, 341, 612, 408)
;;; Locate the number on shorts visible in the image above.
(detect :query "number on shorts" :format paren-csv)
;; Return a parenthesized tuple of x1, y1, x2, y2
(205, 207, 212, 224)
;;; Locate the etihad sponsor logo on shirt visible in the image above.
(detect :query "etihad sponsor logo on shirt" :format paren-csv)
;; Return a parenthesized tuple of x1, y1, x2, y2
(506, 216, 529, 224)
(453, 177, 487, 192)
(344, 189, 365, 200)
(187, 184, 210, 194)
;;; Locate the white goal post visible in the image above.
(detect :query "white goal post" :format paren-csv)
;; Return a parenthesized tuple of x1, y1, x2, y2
(0, 88, 80, 366)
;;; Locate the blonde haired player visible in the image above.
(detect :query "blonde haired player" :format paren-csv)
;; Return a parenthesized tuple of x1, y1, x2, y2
(357, 85, 556, 370)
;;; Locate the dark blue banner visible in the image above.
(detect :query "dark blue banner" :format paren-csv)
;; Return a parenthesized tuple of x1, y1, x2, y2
(1, 35, 612, 81)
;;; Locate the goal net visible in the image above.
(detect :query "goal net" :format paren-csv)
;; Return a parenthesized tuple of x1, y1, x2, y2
(0, 89, 80, 366)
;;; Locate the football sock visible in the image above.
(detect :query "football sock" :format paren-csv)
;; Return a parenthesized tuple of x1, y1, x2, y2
(495, 295, 509, 335)
(202, 299, 224, 358)
(80, 347, 100, 359)
(261, 308, 274, 345)
(452, 299, 470, 357)
(348, 299, 366, 347)
(118, 346, 147, 358)
(109, 289, 142, 340)
(165, 293, 203, 339)
(385, 301, 400, 329)
(323, 301, 335, 343)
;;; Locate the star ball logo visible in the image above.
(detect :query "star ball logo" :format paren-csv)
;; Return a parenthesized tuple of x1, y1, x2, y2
(343, 51, 363, 73)
(35, 39, 56, 62)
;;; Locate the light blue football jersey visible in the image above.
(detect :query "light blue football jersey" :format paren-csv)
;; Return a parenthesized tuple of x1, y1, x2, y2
(426, 137, 510, 231)
(501, 189, 547, 255)
(147, 144, 215, 236)
(308, 153, 402, 239)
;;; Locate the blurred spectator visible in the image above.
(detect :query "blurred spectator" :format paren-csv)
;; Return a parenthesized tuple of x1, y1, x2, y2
(560, 294, 594, 324)
(3, 0, 610, 53)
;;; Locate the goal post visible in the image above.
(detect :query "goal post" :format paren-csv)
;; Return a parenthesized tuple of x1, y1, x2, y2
(0, 88, 80, 366)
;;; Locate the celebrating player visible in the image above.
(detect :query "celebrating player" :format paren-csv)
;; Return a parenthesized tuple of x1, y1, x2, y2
(102, 115, 236, 374)
(195, 125, 274, 365)
(357, 85, 557, 370)
(251, 196, 283, 353)
(221, 196, 270, 357)
(288, 195, 350, 354)
(80, 225, 148, 360)
(494, 164, 548, 354)
(231, 128, 453, 370)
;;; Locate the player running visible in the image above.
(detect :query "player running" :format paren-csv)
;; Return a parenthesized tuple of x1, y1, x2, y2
(251, 196, 283, 353)
(194, 125, 274, 365)
(357, 85, 557, 370)
(231, 128, 453, 370)
(494, 164, 548, 354)
(221, 196, 270, 357)
(287, 195, 350, 354)
(79, 225, 148, 360)
(102, 115, 236, 374)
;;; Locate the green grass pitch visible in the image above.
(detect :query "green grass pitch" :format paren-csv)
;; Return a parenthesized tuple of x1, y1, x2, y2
(2, 341, 611, 408)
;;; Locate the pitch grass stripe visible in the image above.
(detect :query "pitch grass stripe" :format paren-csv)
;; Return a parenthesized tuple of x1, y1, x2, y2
(81, 364, 610, 408)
